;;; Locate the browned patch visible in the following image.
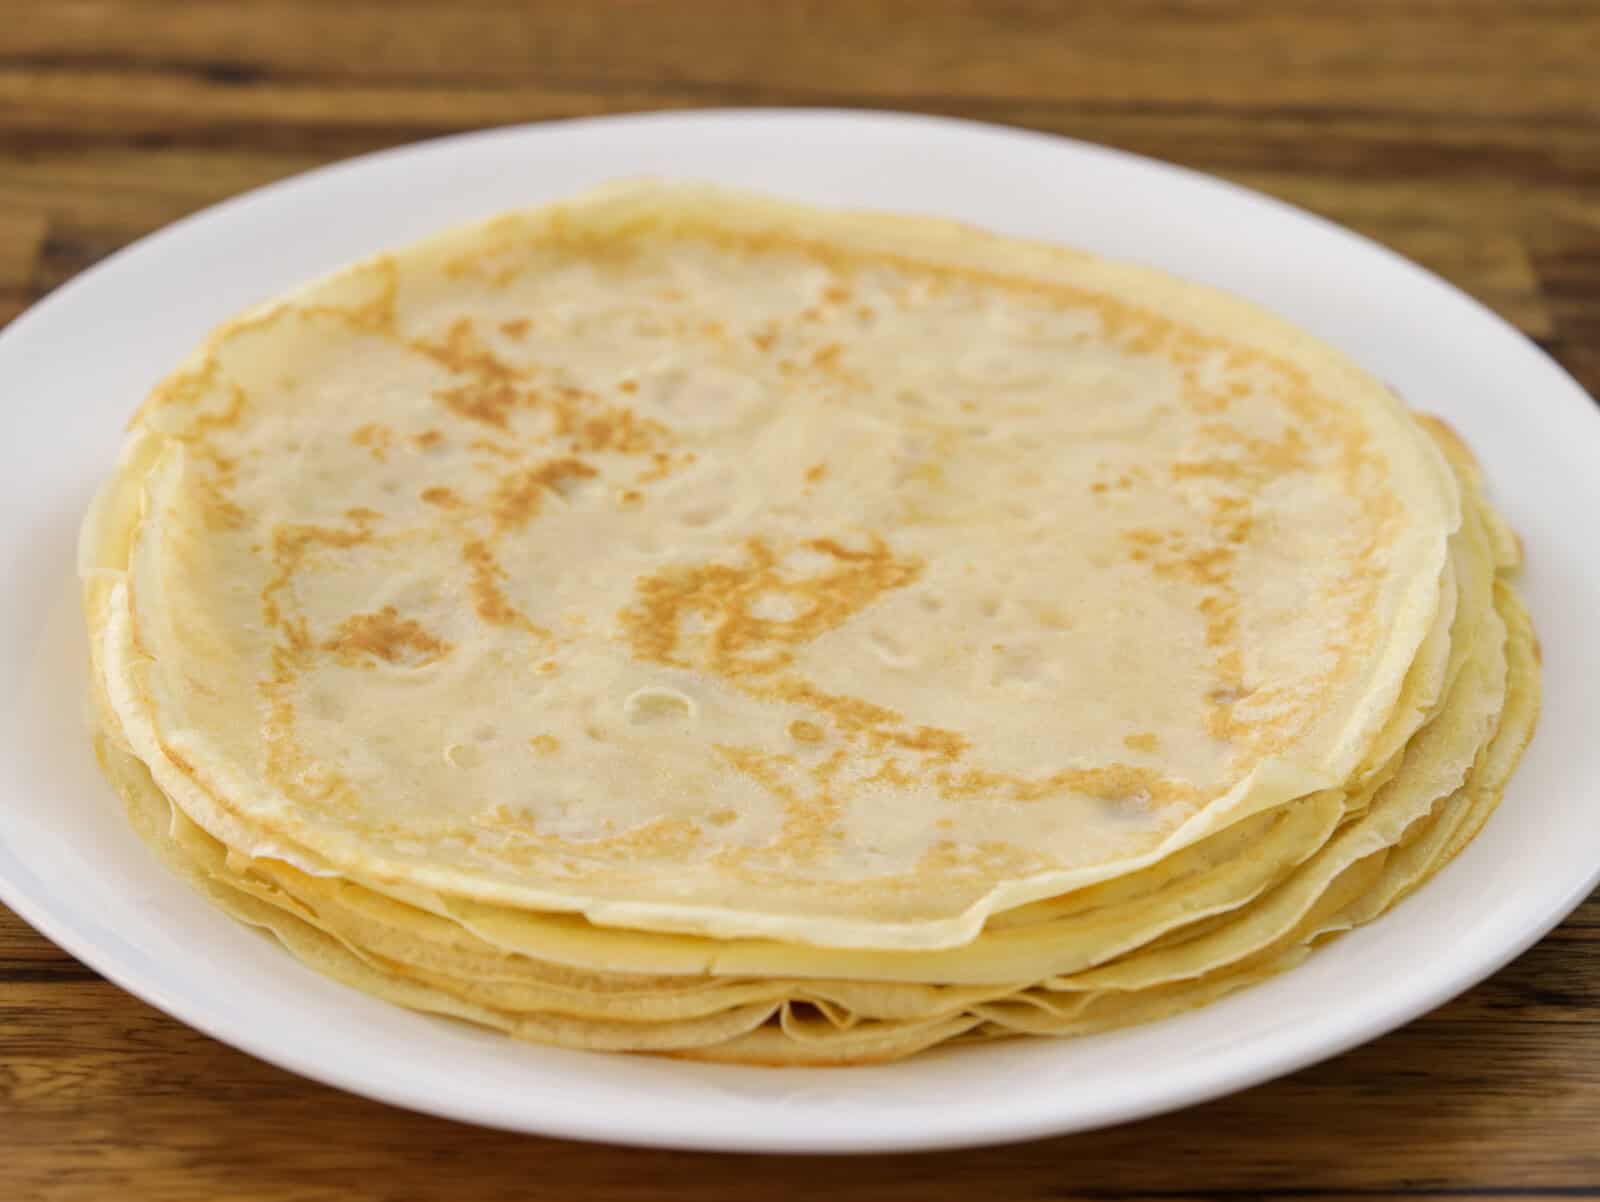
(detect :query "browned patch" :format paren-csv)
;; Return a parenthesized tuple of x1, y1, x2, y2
(351, 422, 392, 463)
(469, 438, 521, 459)
(812, 343, 841, 370)
(750, 325, 778, 352)
(637, 450, 679, 484)
(1123, 732, 1160, 753)
(619, 379, 639, 395)
(462, 539, 547, 637)
(618, 488, 643, 506)
(914, 839, 1050, 880)
(528, 734, 560, 755)
(261, 513, 378, 627)
(868, 758, 916, 788)
(490, 457, 599, 531)
(620, 534, 922, 677)
(546, 386, 670, 456)
(1169, 424, 1310, 484)
(804, 462, 827, 485)
(416, 317, 522, 380)
(419, 318, 535, 430)
(775, 678, 968, 761)
(194, 469, 245, 531)
(420, 486, 462, 508)
(937, 762, 1196, 807)
(716, 744, 848, 861)
(412, 429, 445, 450)
(437, 379, 524, 430)
(787, 719, 825, 743)
(499, 317, 532, 339)
(822, 283, 853, 304)
(163, 384, 249, 529)
(323, 606, 451, 669)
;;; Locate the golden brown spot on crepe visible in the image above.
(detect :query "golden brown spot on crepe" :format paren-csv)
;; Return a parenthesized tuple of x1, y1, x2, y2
(161, 385, 249, 529)
(621, 536, 981, 799)
(324, 606, 451, 669)
(716, 745, 847, 861)
(869, 758, 916, 788)
(804, 463, 827, 485)
(412, 429, 445, 451)
(418, 317, 522, 379)
(469, 438, 521, 459)
(774, 679, 968, 761)
(750, 325, 778, 352)
(438, 379, 524, 430)
(462, 539, 547, 637)
(544, 387, 670, 456)
(1170, 424, 1310, 484)
(261, 513, 378, 628)
(637, 450, 678, 484)
(420, 319, 536, 430)
(1124, 732, 1160, 753)
(490, 457, 599, 531)
(282, 615, 313, 656)
(195, 473, 244, 531)
(812, 343, 842, 370)
(618, 379, 640, 395)
(618, 488, 643, 506)
(351, 422, 392, 463)
(420, 486, 462, 508)
(938, 762, 1196, 807)
(498, 318, 531, 339)
(577, 408, 654, 454)
(822, 283, 852, 304)
(787, 719, 824, 743)
(172, 381, 247, 437)
(528, 734, 560, 755)
(916, 839, 1049, 879)
(621, 534, 922, 677)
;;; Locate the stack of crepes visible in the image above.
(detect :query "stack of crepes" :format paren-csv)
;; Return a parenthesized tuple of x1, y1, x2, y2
(80, 183, 1539, 1065)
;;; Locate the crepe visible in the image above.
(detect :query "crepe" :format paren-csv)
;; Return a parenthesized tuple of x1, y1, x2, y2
(80, 182, 1537, 1064)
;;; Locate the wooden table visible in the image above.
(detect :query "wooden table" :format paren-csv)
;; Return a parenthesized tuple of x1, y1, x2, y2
(3, 3, 1597, 1197)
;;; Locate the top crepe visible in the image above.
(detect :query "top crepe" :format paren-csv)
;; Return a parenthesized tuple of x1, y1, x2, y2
(84, 182, 1460, 950)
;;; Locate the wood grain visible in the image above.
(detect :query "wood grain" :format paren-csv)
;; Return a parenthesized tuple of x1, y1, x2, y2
(1, 2, 1596, 1198)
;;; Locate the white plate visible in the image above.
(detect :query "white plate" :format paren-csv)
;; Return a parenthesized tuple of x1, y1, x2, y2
(2, 110, 1596, 1154)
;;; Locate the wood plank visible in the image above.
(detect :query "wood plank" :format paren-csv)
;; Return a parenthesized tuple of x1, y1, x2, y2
(4, 1, 1599, 121)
